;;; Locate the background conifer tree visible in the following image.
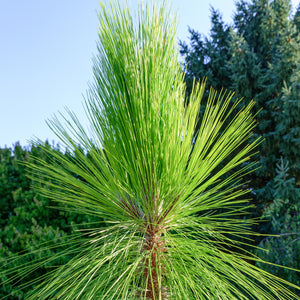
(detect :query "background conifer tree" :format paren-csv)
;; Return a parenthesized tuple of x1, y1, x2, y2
(180, 0, 300, 288)
(0, 143, 98, 298)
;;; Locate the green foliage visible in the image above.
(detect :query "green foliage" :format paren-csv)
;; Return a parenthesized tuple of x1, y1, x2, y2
(0, 144, 29, 229)
(179, 8, 231, 93)
(180, 0, 300, 289)
(0, 144, 98, 299)
(256, 158, 300, 287)
(1, 1, 299, 299)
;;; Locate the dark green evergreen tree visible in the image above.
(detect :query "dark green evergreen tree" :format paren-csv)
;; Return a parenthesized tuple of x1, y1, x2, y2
(180, 0, 300, 289)
(0, 143, 98, 298)
(256, 158, 300, 287)
(227, 29, 262, 102)
(294, 3, 300, 31)
(0, 144, 30, 229)
(180, 7, 231, 93)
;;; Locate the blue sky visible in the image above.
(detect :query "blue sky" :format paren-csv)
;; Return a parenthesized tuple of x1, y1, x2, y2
(1, 0, 299, 148)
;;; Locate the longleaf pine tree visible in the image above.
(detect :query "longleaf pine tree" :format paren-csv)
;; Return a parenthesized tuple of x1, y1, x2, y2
(2, 1, 300, 299)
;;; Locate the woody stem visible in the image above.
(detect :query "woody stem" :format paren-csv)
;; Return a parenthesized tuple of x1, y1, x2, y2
(142, 224, 167, 300)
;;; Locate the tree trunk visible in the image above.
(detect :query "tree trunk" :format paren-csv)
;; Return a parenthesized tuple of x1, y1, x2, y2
(139, 224, 168, 300)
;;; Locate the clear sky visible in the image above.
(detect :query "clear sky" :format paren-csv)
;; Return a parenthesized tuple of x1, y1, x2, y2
(1, 0, 299, 148)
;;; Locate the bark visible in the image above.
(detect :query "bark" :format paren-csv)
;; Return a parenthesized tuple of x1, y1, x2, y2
(141, 224, 168, 300)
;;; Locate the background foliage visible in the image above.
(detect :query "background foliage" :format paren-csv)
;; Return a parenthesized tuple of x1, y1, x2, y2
(0, 143, 98, 298)
(180, 0, 300, 288)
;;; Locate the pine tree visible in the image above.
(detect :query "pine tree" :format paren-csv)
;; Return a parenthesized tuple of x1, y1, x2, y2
(2, 1, 300, 299)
